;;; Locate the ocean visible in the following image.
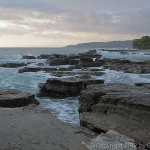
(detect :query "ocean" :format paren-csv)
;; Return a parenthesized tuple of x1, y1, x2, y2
(0, 47, 150, 125)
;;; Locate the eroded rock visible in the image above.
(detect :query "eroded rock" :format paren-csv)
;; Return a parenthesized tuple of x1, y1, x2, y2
(79, 83, 150, 144)
(37, 78, 104, 98)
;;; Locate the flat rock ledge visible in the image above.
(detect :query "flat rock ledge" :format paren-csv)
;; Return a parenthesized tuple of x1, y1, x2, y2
(0, 104, 91, 150)
(37, 78, 104, 98)
(79, 83, 150, 146)
(0, 89, 39, 108)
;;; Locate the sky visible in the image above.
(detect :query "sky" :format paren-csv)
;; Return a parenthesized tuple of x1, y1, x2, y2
(0, 0, 150, 47)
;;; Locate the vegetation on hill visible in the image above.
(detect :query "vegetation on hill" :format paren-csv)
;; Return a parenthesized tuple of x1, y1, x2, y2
(133, 36, 150, 49)
(65, 41, 132, 49)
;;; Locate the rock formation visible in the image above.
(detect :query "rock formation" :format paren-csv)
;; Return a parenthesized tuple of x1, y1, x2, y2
(0, 62, 26, 68)
(18, 67, 57, 73)
(22, 55, 36, 59)
(0, 89, 39, 108)
(104, 59, 150, 74)
(79, 83, 150, 145)
(37, 78, 104, 98)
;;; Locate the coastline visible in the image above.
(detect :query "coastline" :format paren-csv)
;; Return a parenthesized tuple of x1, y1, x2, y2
(0, 49, 150, 149)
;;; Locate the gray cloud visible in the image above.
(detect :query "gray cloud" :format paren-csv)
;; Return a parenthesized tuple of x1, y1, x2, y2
(0, 0, 150, 46)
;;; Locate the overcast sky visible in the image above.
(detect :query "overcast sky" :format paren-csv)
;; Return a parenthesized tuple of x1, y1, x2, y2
(0, 0, 150, 47)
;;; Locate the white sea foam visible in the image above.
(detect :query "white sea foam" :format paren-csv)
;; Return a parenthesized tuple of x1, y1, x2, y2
(95, 69, 150, 84)
(38, 97, 79, 124)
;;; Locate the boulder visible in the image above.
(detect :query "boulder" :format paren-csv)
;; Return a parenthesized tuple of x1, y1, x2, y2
(0, 89, 39, 108)
(37, 78, 104, 98)
(0, 62, 26, 68)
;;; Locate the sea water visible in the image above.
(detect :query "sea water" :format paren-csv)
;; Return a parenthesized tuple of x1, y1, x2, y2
(0, 48, 150, 125)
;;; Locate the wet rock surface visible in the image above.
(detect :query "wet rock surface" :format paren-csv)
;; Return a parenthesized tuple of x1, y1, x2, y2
(0, 89, 39, 108)
(37, 78, 104, 98)
(79, 83, 150, 145)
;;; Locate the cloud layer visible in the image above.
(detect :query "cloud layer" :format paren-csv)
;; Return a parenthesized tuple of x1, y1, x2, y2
(0, 0, 150, 47)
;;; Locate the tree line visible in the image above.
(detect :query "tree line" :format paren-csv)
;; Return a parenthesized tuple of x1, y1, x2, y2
(133, 36, 150, 49)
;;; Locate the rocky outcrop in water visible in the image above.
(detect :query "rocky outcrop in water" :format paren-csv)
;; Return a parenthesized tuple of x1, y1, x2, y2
(47, 58, 70, 66)
(0, 62, 26, 68)
(79, 83, 150, 145)
(19, 50, 150, 74)
(44, 50, 102, 67)
(104, 59, 150, 74)
(37, 78, 104, 98)
(22, 55, 36, 59)
(51, 70, 105, 77)
(18, 67, 58, 73)
(0, 89, 39, 107)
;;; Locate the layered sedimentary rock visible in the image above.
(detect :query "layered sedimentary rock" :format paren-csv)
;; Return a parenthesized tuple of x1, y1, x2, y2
(104, 59, 150, 74)
(18, 50, 150, 74)
(37, 78, 104, 98)
(0, 89, 39, 108)
(79, 83, 150, 145)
